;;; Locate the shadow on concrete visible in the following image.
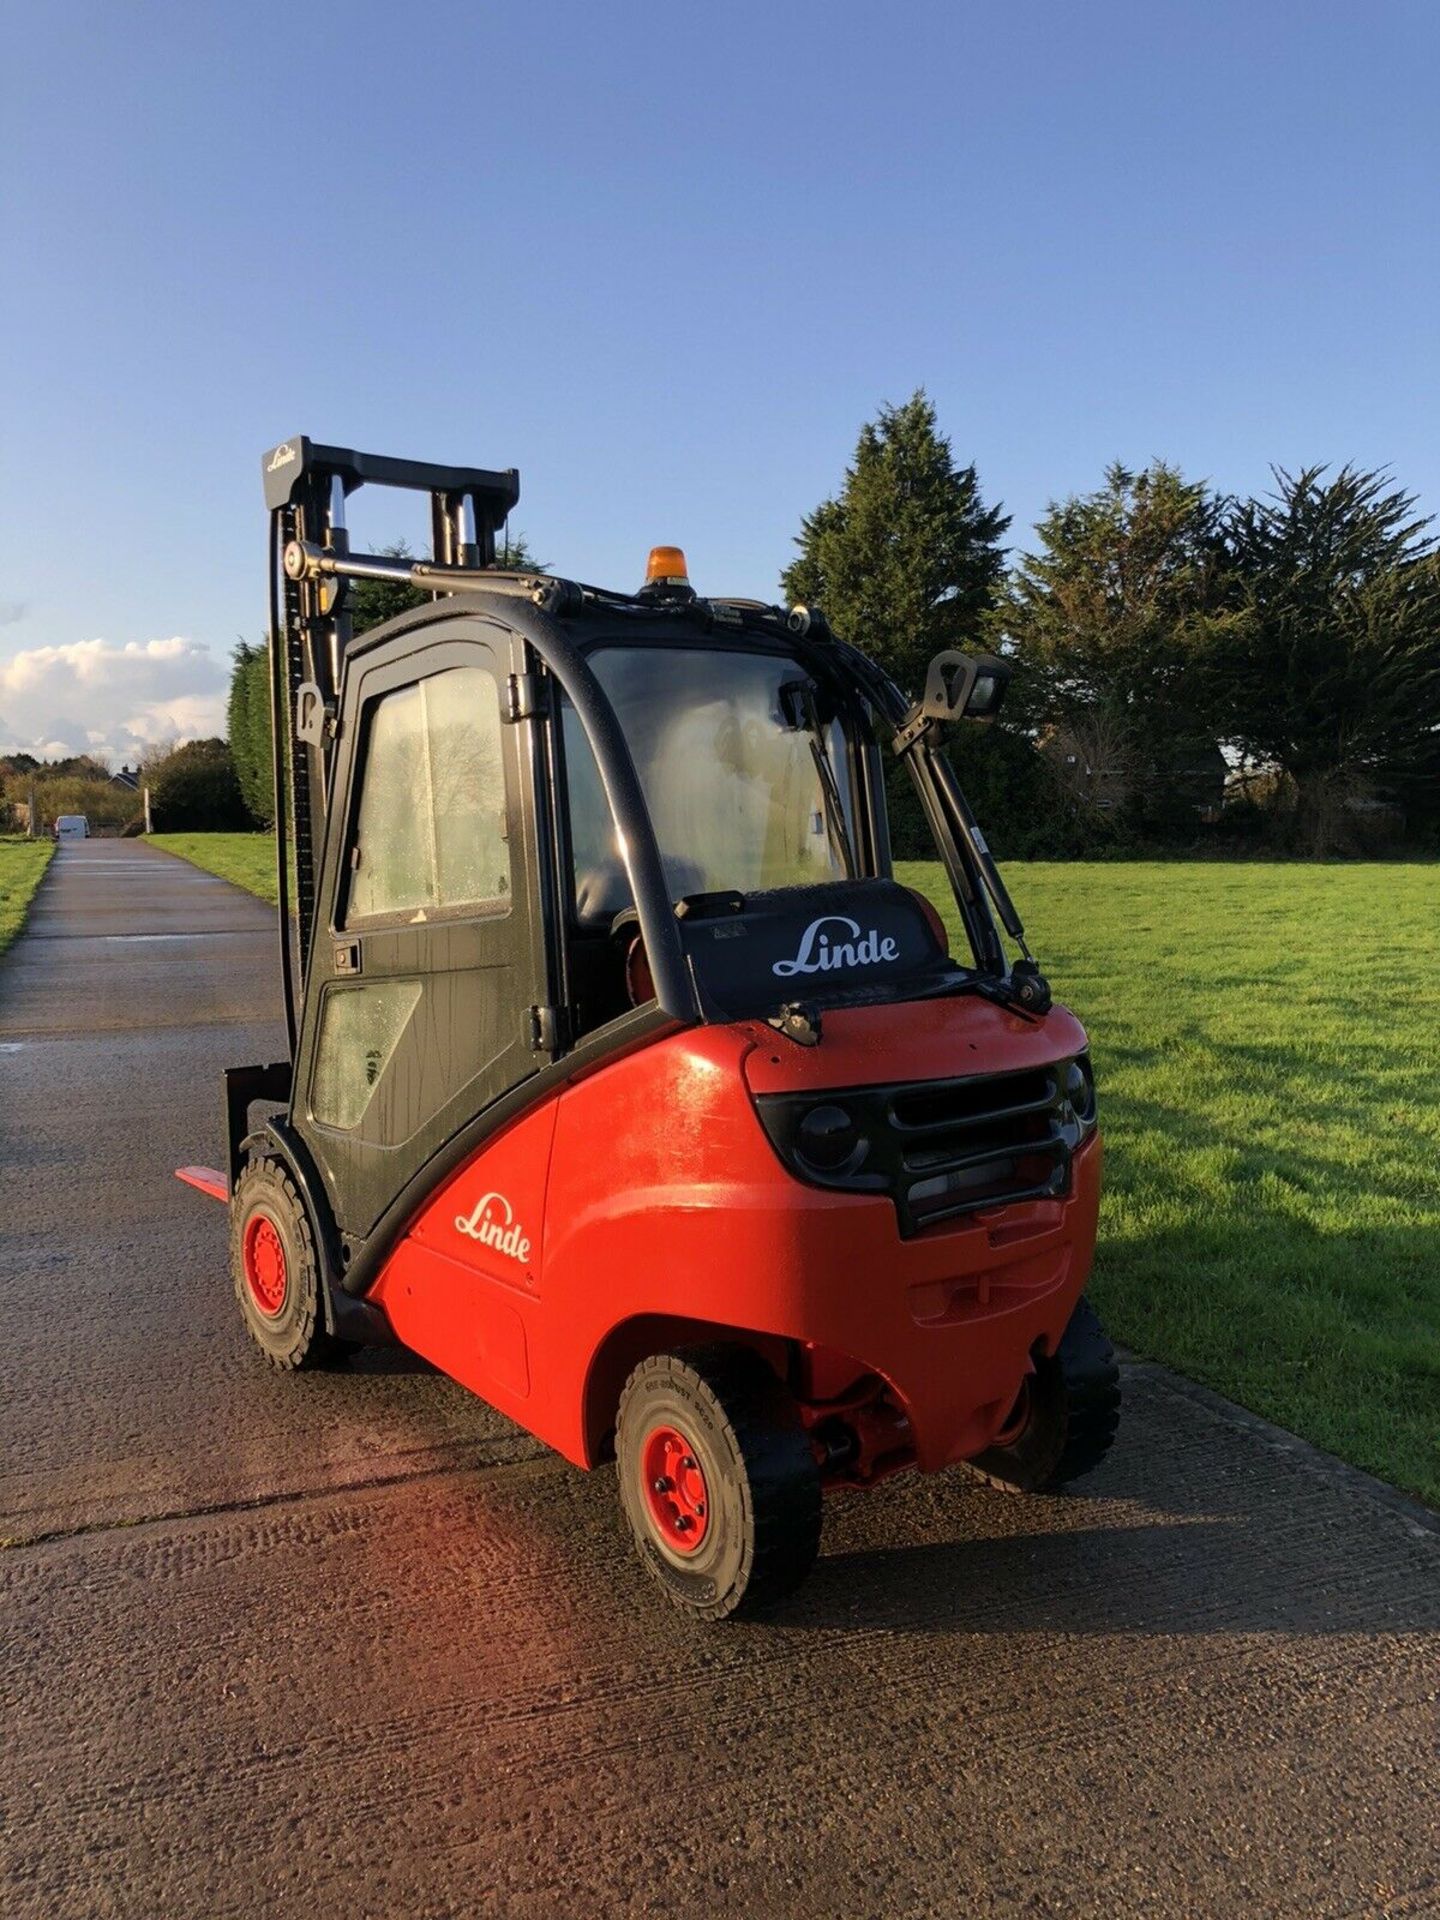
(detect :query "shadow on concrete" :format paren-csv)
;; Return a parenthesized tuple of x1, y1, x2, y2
(780, 1512, 1423, 1637)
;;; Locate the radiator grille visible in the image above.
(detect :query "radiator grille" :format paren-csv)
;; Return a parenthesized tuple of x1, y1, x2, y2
(754, 1054, 1094, 1238)
(888, 1066, 1073, 1232)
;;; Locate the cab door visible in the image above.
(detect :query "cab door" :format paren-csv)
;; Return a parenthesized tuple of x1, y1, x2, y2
(295, 615, 549, 1242)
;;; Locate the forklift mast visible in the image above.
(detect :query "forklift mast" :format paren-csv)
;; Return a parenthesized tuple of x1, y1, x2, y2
(261, 437, 521, 1051)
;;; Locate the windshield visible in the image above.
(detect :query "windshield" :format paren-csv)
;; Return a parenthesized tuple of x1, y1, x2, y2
(563, 644, 861, 922)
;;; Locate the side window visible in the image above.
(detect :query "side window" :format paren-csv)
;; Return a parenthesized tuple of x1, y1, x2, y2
(310, 981, 423, 1130)
(347, 665, 510, 925)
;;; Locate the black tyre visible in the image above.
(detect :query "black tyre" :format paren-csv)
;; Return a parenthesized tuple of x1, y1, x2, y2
(964, 1296, 1120, 1493)
(230, 1159, 345, 1371)
(616, 1344, 822, 1622)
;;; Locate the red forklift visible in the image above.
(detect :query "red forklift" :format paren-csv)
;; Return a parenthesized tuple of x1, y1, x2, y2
(178, 437, 1118, 1620)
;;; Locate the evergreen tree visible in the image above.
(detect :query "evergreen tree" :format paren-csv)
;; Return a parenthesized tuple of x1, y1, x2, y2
(349, 542, 427, 635)
(147, 738, 250, 831)
(1221, 466, 1440, 846)
(995, 462, 1241, 832)
(781, 392, 1010, 695)
(780, 394, 1017, 855)
(227, 640, 273, 826)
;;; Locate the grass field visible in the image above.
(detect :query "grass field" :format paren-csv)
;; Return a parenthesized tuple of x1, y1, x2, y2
(0, 838, 53, 955)
(898, 858, 1440, 1508)
(150, 833, 1440, 1505)
(149, 832, 282, 902)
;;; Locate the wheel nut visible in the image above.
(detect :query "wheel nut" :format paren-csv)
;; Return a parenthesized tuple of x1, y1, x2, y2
(652, 1477, 672, 1495)
(681, 1455, 696, 1471)
(675, 1514, 694, 1532)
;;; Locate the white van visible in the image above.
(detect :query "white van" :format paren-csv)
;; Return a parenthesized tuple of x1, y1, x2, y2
(54, 815, 90, 839)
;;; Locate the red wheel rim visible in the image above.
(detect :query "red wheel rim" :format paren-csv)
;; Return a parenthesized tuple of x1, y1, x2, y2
(242, 1215, 288, 1318)
(640, 1424, 710, 1554)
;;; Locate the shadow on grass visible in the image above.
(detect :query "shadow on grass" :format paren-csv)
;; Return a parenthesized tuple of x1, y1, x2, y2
(1102, 1070, 1439, 1217)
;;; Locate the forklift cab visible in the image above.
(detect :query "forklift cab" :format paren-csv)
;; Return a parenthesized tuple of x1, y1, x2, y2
(297, 595, 962, 1245)
(181, 437, 1116, 1624)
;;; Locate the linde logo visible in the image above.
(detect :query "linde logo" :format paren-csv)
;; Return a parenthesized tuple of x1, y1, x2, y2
(454, 1191, 531, 1265)
(266, 442, 298, 473)
(772, 914, 900, 978)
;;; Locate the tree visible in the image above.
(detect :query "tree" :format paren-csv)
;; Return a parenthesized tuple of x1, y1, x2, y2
(1220, 466, 1440, 849)
(994, 462, 1241, 833)
(227, 639, 273, 826)
(1, 767, 137, 835)
(781, 393, 1016, 852)
(782, 392, 1010, 696)
(147, 738, 250, 831)
(349, 542, 427, 635)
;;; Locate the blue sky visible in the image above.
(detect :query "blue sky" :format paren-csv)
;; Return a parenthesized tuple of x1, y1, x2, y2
(2, 0, 1436, 760)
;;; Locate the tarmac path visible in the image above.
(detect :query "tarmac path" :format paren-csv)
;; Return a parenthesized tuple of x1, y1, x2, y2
(2, 839, 1437, 1919)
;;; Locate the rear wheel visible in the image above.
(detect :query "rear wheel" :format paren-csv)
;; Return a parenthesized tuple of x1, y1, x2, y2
(230, 1159, 345, 1371)
(616, 1345, 821, 1622)
(964, 1296, 1120, 1493)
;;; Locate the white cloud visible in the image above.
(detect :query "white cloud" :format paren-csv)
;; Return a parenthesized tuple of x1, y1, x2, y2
(0, 636, 228, 766)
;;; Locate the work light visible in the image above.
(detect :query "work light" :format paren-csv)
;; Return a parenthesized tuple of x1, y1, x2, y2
(919, 650, 1013, 725)
(967, 671, 1002, 718)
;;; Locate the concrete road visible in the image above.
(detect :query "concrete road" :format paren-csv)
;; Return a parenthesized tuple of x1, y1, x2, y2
(2, 839, 1437, 1920)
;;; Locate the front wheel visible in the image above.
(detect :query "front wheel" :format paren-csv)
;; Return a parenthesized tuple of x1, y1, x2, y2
(964, 1296, 1121, 1493)
(230, 1159, 347, 1371)
(616, 1345, 822, 1622)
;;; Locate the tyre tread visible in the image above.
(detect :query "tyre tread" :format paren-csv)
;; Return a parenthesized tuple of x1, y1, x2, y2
(965, 1295, 1120, 1493)
(617, 1343, 821, 1622)
(230, 1158, 343, 1372)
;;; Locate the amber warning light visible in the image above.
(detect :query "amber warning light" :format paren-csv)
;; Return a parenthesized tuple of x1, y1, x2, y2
(644, 545, 691, 588)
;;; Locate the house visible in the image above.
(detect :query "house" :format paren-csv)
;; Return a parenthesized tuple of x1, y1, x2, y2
(110, 765, 140, 792)
(1038, 726, 1227, 821)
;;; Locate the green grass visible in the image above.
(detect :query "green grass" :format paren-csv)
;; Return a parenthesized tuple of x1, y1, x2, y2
(153, 833, 1439, 1505)
(0, 838, 53, 954)
(899, 859, 1440, 1507)
(149, 832, 282, 903)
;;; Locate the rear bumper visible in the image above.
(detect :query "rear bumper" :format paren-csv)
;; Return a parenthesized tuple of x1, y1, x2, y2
(552, 1128, 1102, 1473)
(542, 1020, 1104, 1471)
(770, 1132, 1103, 1469)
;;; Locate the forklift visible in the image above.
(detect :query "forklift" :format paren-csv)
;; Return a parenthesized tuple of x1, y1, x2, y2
(178, 437, 1119, 1621)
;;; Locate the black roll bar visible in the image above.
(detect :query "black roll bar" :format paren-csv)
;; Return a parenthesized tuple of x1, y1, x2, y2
(274, 480, 1026, 1019)
(459, 590, 698, 1024)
